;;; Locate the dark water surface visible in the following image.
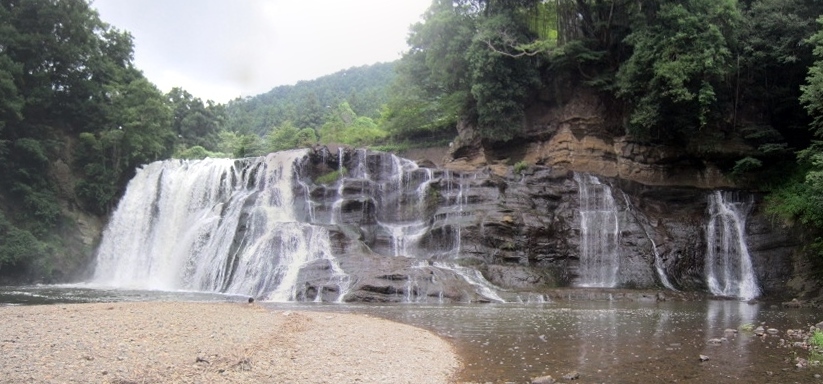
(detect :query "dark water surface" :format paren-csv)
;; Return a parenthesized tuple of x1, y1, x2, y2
(2, 286, 821, 383)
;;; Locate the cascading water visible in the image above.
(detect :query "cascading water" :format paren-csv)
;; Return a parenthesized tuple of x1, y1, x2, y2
(705, 191, 760, 300)
(620, 193, 676, 290)
(91, 147, 510, 303)
(433, 262, 505, 303)
(574, 173, 620, 288)
(321, 150, 504, 302)
(92, 150, 351, 302)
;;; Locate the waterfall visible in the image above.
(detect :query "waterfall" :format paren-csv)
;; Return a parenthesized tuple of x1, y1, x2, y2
(649, 238, 677, 291)
(705, 191, 760, 300)
(620, 192, 676, 290)
(92, 150, 351, 302)
(433, 262, 505, 303)
(91, 147, 509, 303)
(574, 173, 620, 288)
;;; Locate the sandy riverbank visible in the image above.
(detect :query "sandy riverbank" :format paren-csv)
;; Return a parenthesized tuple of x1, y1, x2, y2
(0, 302, 460, 383)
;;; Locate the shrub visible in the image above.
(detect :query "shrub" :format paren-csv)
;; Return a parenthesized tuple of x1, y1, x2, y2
(315, 167, 347, 185)
(514, 161, 529, 174)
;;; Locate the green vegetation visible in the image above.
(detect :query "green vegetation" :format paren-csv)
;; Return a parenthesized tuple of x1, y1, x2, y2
(767, 13, 823, 265)
(0, 0, 176, 277)
(808, 329, 823, 365)
(315, 168, 347, 185)
(0, 0, 226, 278)
(514, 161, 529, 175)
(224, 63, 396, 137)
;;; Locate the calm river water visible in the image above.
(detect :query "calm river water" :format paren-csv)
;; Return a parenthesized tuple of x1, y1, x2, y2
(2, 286, 821, 383)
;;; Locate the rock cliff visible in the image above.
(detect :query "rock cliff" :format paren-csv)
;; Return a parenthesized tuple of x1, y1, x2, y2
(294, 146, 799, 302)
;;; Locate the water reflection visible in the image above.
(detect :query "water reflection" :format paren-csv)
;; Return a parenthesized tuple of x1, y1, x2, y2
(307, 300, 819, 383)
(1, 287, 820, 383)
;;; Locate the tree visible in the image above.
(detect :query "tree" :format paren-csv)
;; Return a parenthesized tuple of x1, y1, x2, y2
(317, 102, 387, 146)
(267, 121, 310, 152)
(468, 8, 542, 140)
(765, 14, 823, 263)
(384, 0, 544, 142)
(615, 0, 740, 138)
(167, 87, 223, 151)
(0, 0, 180, 275)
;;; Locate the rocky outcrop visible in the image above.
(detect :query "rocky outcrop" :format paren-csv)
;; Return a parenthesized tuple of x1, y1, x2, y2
(447, 87, 754, 189)
(291, 147, 800, 301)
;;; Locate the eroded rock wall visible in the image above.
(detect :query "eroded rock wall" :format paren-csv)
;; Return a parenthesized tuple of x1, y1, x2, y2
(296, 147, 799, 301)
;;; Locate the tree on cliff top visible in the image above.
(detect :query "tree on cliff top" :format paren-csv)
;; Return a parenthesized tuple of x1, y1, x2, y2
(383, 0, 546, 143)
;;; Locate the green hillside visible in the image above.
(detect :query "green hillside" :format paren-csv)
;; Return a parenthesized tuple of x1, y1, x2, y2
(224, 63, 396, 137)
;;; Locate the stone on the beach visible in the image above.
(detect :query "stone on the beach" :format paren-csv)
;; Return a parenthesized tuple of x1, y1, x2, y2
(562, 371, 580, 380)
(699, 355, 710, 362)
(531, 375, 555, 384)
(782, 299, 803, 308)
(754, 326, 765, 336)
(767, 328, 779, 335)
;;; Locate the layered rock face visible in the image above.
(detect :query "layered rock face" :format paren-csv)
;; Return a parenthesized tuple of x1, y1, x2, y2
(426, 86, 800, 300)
(91, 145, 799, 303)
(447, 87, 752, 189)
(297, 147, 797, 300)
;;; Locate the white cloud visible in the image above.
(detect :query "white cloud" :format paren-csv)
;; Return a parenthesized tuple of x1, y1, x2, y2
(93, 0, 430, 103)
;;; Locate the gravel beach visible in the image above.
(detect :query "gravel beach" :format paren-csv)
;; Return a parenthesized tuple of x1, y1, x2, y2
(0, 302, 460, 383)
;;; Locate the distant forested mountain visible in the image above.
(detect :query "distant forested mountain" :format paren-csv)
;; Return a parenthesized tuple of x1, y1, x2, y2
(224, 62, 396, 136)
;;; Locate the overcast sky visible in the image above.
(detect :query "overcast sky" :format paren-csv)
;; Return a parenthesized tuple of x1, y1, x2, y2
(92, 0, 431, 103)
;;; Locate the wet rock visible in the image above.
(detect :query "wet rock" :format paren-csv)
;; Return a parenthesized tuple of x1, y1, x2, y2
(796, 357, 809, 368)
(767, 328, 779, 335)
(699, 355, 710, 362)
(708, 338, 724, 345)
(531, 375, 555, 384)
(562, 371, 579, 380)
(816, 321, 823, 330)
(754, 326, 766, 336)
(783, 299, 804, 308)
(148, 146, 802, 303)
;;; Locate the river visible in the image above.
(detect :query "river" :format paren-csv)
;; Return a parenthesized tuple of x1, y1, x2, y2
(1, 285, 820, 383)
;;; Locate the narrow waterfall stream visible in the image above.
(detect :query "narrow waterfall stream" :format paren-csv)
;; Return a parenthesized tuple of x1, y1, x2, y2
(705, 191, 760, 300)
(574, 173, 620, 287)
(619, 192, 677, 290)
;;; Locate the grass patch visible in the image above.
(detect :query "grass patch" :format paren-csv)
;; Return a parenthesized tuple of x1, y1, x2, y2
(315, 167, 347, 185)
(513, 160, 529, 174)
(811, 329, 823, 363)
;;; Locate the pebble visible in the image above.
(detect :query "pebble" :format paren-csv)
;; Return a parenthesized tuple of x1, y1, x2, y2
(531, 375, 555, 384)
(562, 371, 580, 380)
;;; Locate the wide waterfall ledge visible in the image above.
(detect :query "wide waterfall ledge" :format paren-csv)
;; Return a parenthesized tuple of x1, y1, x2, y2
(88, 148, 778, 302)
